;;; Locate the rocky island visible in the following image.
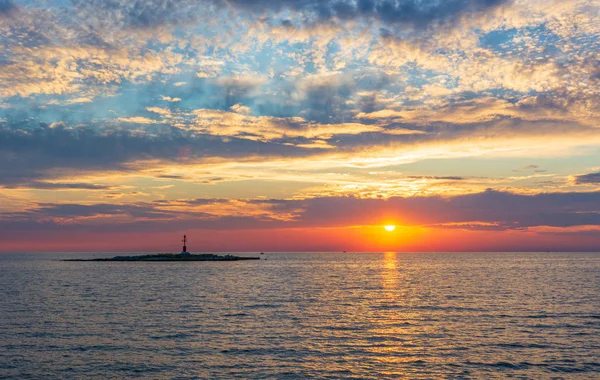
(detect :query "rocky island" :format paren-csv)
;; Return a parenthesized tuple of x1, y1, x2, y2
(63, 235, 260, 261)
(64, 253, 260, 262)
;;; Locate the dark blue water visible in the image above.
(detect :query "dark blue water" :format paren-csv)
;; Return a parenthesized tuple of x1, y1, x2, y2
(1, 252, 599, 378)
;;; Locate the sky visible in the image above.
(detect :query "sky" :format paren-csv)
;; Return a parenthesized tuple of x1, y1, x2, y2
(1, 0, 599, 252)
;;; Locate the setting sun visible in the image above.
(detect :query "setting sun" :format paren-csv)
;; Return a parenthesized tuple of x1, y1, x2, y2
(384, 225, 396, 232)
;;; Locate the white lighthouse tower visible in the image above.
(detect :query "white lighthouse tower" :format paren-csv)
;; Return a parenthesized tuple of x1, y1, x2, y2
(181, 234, 190, 255)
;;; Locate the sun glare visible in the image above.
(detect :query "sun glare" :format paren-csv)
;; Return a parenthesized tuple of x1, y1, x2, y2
(384, 225, 396, 232)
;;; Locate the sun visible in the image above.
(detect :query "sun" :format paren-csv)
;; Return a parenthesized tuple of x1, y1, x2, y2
(384, 225, 396, 232)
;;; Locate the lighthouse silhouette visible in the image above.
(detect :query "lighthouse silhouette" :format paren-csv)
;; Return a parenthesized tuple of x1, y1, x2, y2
(181, 234, 190, 255)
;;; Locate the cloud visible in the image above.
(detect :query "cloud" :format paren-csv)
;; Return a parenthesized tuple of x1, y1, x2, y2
(406, 176, 466, 181)
(146, 107, 173, 117)
(229, 104, 251, 115)
(3, 182, 116, 190)
(116, 116, 161, 124)
(161, 96, 182, 102)
(33, 202, 175, 220)
(574, 172, 600, 185)
(0, 44, 186, 97)
(190, 108, 398, 143)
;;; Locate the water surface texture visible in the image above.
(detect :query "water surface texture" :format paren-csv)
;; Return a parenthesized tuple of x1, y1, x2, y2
(1, 252, 599, 378)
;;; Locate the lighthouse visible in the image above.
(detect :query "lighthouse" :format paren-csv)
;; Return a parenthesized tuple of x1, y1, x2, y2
(181, 234, 190, 255)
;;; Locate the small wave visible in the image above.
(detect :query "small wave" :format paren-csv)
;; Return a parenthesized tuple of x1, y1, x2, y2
(496, 343, 548, 349)
(548, 366, 591, 373)
(220, 347, 307, 356)
(245, 303, 281, 309)
(149, 332, 192, 340)
(494, 362, 524, 369)
(329, 325, 366, 331)
(465, 361, 541, 370)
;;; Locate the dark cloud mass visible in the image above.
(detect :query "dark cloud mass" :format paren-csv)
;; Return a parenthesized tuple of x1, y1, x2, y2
(253, 190, 600, 230)
(4, 182, 115, 190)
(0, 0, 16, 15)
(226, 0, 511, 26)
(70, 0, 196, 29)
(69, 0, 511, 29)
(574, 172, 600, 185)
(34, 203, 177, 219)
(0, 122, 322, 186)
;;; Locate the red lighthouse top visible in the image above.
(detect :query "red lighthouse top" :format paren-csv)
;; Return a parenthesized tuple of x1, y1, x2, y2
(181, 234, 189, 254)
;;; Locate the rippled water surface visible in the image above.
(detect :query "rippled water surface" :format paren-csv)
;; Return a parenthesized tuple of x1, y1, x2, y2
(1, 252, 600, 379)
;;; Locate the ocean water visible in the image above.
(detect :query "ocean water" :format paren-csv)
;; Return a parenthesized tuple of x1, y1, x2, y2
(1, 252, 599, 379)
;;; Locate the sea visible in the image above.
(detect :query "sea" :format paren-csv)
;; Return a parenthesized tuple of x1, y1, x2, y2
(1, 252, 599, 379)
